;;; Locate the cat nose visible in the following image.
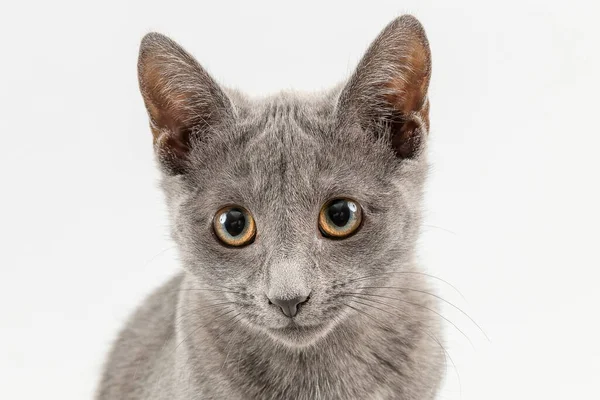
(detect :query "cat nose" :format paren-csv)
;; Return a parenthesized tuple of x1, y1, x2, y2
(268, 295, 309, 318)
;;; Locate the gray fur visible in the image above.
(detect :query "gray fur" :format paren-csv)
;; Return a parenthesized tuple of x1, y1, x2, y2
(97, 15, 444, 400)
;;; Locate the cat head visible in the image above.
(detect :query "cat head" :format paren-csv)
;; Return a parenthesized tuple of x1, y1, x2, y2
(138, 15, 431, 347)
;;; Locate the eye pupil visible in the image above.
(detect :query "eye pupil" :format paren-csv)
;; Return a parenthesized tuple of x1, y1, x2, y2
(223, 209, 246, 236)
(328, 200, 351, 227)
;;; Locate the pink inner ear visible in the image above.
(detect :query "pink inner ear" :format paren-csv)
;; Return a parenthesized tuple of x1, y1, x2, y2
(385, 95, 430, 159)
(141, 58, 192, 141)
(146, 91, 195, 144)
(142, 65, 196, 172)
(380, 36, 431, 159)
(384, 39, 431, 115)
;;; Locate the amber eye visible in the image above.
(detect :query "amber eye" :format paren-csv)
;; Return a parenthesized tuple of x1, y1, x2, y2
(213, 206, 256, 247)
(318, 198, 362, 239)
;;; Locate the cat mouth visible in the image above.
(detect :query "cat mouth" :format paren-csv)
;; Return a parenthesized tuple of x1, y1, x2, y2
(266, 316, 312, 331)
(278, 320, 312, 330)
(268, 321, 327, 342)
(267, 321, 330, 348)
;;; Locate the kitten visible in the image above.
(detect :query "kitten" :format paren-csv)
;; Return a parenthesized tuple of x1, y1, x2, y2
(97, 15, 444, 400)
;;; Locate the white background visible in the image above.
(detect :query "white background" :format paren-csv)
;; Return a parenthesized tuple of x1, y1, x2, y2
(1, 1, 599, 399)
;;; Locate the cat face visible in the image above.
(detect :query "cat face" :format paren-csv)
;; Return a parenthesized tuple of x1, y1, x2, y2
(138, 16, 431, 347)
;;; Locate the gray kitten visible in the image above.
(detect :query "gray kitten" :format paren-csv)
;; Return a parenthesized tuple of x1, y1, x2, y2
(97, 15, 444, 400)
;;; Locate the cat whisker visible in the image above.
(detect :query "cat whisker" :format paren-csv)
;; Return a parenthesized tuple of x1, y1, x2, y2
(340, 271, 466, 301)
(421, 224, 457, 235)
(179, 310, 243, 377)
(219, 313, 244, 372)
(340, 293, 475, 350)
(340, 300, 451, 386)
(135, 301, 237, 384)
(154, 307, 241, 392)
(158, 288, 245, 296)
(342, 299, 461, 398)
(154, 300, 238, 353)
(360, 286, 490, 342)
(173, 301, 239, 327)
(140, 246, 177, 268)
(173, 307, 238, 354)
(199, 282, 246, 292)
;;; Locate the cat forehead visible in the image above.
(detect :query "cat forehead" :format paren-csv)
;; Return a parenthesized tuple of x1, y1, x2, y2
(184, 94, 396, 205)
(205, 93, 338, 167)
(240, 91, 335, 136)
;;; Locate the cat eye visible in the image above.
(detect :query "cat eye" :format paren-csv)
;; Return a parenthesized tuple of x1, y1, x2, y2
(213, 206, 256, 247)
(318, 198, 362, 239)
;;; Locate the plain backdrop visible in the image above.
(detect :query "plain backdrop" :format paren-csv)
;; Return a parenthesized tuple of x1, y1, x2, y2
(1, 0, 599, 399)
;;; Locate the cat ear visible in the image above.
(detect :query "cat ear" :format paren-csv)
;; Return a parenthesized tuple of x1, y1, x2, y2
(138, 33, 234, 174)
(336, 15, 431, 159)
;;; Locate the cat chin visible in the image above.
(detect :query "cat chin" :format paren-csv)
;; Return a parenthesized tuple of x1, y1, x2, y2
(262, 322, 336, 349)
